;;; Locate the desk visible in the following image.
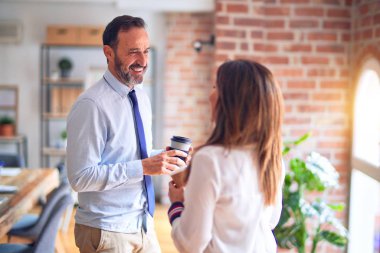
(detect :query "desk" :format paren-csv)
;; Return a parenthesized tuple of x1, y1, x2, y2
(0, 168, 59, 238)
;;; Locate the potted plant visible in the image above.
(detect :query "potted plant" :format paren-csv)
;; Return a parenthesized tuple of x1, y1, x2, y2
(59, 129, 67, 148)
(0, 115, 15, 137)
(58, 57, 73, 78)
(274, 133, 348, 253)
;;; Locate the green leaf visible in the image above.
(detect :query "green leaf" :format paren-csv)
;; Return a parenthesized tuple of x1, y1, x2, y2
(306, 152, 339, 188)
(277, 206, 291, 227)
(274, 224, 302, 249)
(282, 146, 291, 155)
(327, 203, 345, 212)
(294, 132, 312, 145)
(287, 192, 301, 212)
(320, 230, 348, 247)
(300, 200, 318, 218)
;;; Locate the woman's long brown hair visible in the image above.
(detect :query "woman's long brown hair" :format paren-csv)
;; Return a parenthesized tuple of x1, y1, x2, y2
(191, 60, 284, 206)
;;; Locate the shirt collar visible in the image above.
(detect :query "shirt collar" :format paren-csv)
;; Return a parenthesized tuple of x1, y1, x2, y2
(103, 69, 132, 97)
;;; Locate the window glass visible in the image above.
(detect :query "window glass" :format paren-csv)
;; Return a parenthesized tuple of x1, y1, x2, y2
(353, 63, 380, 167)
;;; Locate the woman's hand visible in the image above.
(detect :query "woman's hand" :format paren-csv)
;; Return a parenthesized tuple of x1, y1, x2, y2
(185, 146, 193, 166)
(168, 181, 184, 203)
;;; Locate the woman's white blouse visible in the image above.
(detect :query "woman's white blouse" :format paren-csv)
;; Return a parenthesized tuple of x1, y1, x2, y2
(171, 145, 284, 253)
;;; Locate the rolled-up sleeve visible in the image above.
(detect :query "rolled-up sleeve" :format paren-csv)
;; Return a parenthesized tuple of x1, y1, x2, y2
(66, 98, 143, 192)
(171, 152, 221, 253)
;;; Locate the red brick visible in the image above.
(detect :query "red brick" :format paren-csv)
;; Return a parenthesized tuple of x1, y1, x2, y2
(320, 81, 347, 88)
(325, 129, 349, 137)
(307, 68, 336, 77)
(308, 32, 338, 41)
(263, 7, 291, 16)
(285, 105, 293, 113)
(287, 81, 316, 88)
(341, 33, 351, 42)
(241, 43, 249, 51)
(273, 68, 304, 77)
(301, 56, 329, 65)
(267, 32, 294, 40)
(283, 92, 309, 100)
(281, 0, 310, 3)
(335, 57, 345, 65)
(289, 19, 319, 28)
(298, 105, 325, 112)
(215, 54, 229, 62)
(312, 93, 342, 101)
(361, 29, 373, 40)
(226, 3, 248, 13)
(217, 41, 236, 50)
(284, 117, 311, 125)
(217, 29, 246, 38)
(250, 31, 264, 39)
(316, 44, 345, 53)
(340, 69, 349, 78)
(374, 14, 380, 25)
(312, 0, 341, 5)
(254, 43, 278, 52)
(326, 8, 351, 18)
(360, 16, 373, 27)
(264, 56, 289, 64)
(359, 3, 369, 15)
(216, 2, 224, 12)
(334, 151, 350, 160)
(264, 20, 285, 28)
(323, 21, 351, 30)
(318, 141, 347, 149)
(295, 7, 324, 16)
(216, 16, 230, 25)
(376, 28, 380, 38)
(328, 105, 348, 113)
(234, 18, 263, 27)
(283, 44, 312, 52)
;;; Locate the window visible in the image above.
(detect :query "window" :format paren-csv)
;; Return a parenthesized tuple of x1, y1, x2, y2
(349, 58, 380, 253)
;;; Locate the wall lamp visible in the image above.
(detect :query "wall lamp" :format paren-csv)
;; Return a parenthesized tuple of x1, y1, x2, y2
(192, 35, 215, 53)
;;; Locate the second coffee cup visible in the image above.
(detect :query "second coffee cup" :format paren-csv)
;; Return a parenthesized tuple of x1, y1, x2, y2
(169, 136, 192, 187)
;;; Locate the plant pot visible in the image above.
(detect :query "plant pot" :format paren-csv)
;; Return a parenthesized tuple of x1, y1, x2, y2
(0, 124, 15, 137)
(60, 69, 71, 78)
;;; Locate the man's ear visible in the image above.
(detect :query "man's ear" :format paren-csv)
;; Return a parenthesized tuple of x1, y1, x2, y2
(103, 45, 114, 62)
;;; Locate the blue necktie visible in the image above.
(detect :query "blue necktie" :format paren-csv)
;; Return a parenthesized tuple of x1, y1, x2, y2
(128, 90, 155, 216)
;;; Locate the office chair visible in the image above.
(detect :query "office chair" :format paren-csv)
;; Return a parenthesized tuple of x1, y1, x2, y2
(7, 182, 71, 241)
(0, 194, 73, 253)
(0, 154, 22, 167)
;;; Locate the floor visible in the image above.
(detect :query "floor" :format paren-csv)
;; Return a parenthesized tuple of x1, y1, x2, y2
(1, 204, 178, 253)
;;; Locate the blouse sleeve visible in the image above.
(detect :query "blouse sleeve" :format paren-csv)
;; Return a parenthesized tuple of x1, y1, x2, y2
(170, 150, 221, 253)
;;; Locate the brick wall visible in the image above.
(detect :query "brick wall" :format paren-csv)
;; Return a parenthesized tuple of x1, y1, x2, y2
(351, 0, 380, 81)
(163, 13, 214, 147)
(214, 1, 352, 252)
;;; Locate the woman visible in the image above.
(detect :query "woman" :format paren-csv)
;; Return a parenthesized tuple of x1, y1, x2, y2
(167, 60, 285, 253)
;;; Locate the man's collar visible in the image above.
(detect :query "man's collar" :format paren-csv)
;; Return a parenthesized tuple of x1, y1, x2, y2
(103, 69, 132, 97)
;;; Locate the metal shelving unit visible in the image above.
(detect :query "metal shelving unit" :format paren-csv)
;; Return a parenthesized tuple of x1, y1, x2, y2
(40, 44, 102, 167)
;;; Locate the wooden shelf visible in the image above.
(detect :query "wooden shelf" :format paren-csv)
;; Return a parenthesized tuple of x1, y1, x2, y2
(0, 135, 26, 143)
(42, 147, 66, 156)
(42, 43, 102, 48)
(43, 78, 84, 87)
(42, 113, 67, 120)
(0, 106, 17, 110)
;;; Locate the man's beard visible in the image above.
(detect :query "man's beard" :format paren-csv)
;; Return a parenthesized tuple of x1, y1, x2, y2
(114, 54, 147, 86)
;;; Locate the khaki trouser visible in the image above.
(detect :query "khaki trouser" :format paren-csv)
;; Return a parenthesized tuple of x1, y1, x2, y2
(74, 223, 161, 253)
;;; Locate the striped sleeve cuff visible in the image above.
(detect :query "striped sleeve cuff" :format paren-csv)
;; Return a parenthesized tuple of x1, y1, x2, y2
(168, 202, 184, 225)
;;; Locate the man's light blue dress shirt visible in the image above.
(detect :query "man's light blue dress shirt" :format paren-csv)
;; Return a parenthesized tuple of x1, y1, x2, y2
(67, 70, 154, 233)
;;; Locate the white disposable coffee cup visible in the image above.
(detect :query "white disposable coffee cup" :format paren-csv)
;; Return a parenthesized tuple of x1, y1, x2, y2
(169, 136, 192, 185)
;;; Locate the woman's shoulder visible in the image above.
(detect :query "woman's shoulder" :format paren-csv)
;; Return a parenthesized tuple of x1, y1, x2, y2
(195, 145, 225, 157)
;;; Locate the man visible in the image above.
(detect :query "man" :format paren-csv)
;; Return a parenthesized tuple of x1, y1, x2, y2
(67, 15, 187, 253)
